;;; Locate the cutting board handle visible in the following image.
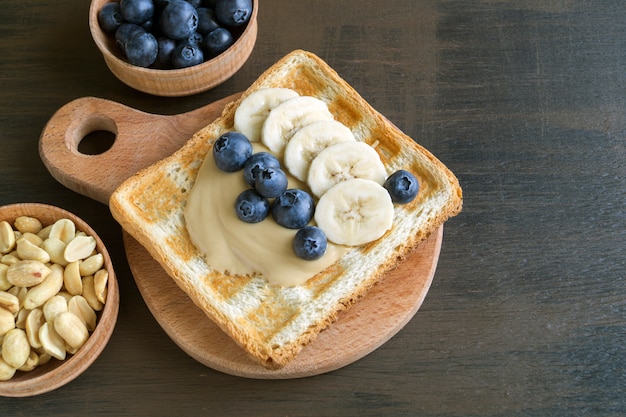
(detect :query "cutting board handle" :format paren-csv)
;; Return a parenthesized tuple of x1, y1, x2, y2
(39, 94, 240, 205)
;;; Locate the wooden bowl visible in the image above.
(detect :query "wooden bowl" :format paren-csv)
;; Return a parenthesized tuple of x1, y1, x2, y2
(0, 203, 119, 397)
(89, 0, 258, 97)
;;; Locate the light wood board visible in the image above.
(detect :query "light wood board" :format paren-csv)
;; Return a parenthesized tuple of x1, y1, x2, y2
(39, 95, 442, 378)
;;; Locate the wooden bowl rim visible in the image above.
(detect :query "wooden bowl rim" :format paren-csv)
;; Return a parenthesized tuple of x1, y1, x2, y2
(0, 203, 119, 397)
(88, 0, 259, 77)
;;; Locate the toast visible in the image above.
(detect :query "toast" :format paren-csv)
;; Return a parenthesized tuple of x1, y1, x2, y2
(109, 50, 462, 368)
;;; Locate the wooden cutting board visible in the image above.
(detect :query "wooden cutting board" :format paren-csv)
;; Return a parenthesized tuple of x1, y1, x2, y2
(39, 95, 443, 378)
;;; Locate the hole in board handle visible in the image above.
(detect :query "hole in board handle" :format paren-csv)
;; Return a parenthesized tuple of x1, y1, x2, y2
(71, 114, 118, 156)
(78, 130, 116, 155)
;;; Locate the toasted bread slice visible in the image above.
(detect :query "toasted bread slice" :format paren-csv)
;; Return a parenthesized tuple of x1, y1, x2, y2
(109, 50, 462, 368)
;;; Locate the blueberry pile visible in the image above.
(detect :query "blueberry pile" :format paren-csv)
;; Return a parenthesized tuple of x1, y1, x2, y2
(212, 132, 326, 261)
(97, 0, 253, 69)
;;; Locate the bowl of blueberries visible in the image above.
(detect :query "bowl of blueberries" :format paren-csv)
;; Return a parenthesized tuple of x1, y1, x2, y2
(89, 0, 257, 96)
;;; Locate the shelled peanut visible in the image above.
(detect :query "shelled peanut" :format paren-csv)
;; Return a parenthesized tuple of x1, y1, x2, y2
(0, 216, 108, 381)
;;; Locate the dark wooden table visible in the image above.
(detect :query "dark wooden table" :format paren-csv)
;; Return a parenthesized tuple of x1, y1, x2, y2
(1, 0, 624, 415)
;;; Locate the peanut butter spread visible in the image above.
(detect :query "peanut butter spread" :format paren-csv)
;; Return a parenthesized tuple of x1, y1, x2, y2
(184, 143, 349, 287)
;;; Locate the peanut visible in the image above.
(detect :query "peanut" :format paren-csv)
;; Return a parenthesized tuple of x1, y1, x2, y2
(0, 306, 15, 337)
(81, 275, 103, 311)
(49, 218, 75, 244)
(56, 291, 73, 303)
(15, 307, 30, 329)
(38, 322, 66, 361)
(23, 264, 64, 310)
(7, 260, 51, 287)
(36, 350, 51, 366)
(0, 291, 19, 314)
(18, 232, 43, 247)
(64, 235, 96, 263)
(1, 252, 20, 266)
(14, 216, 43, 234)
(0, 264, 10, 291)
(63, 261, 83, 296)
(0, 221, 16, 254)
(54, 311, 89, 350)
(94, 269, 108, 304)
(16, 238, 50, 264)
(42, 238, 68, 266)
(25, 308, 44, 349)
(18, 350, 39, 372)
(7, 285, 27, 309)
(68, 295, 97, 331)
(2, 328, 30, 368)
(0, 358, 16, 381)
(79, 253, 104, 277)
(36, 224, 52, 240)
(65, 343, 80, 355)
(42, 295, 67, 323)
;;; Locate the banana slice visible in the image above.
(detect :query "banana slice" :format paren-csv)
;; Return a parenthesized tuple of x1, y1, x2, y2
(234, 88, 300, 142)
(314, 178, 394, 246)
(261, 96, 334, 156)
(307, 141, 387, 198)
(284, 120, 356, 182)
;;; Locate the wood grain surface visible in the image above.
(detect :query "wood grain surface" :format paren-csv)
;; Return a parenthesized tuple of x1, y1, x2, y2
(1, 0, 624, 416)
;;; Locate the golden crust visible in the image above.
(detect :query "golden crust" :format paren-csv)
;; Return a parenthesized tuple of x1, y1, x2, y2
(109, 50, 463, 368)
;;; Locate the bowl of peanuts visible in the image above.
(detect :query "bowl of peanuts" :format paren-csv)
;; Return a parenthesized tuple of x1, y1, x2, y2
(0, 203, 118, 397)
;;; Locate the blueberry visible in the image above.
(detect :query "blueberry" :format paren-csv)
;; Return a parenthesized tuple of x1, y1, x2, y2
(212, 132, 252, 172)
(383, 169, 420, 204)
(153, 36, 177, 68)
(171, 42, 204, 68)
(196, 7, 221, 35)
(255, 167, 288, 198)
(242, 152, 281, 187)
(202, 27, 233, 57)
(293, 226, 327, 260)
(185, 0, 203, 7)
(272, 189, 315, 229)
(235, 189, 270, 223)
(141, 18, 154, 32)
(98, 2, 124, 33)
(120, 0, 155, 24)
(181, 31, 204, 46)
(124, 31, 158, 67)
(159, 0, 199, 40)
(215, 0, 253, 27)
(115, 23, 145, 53)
